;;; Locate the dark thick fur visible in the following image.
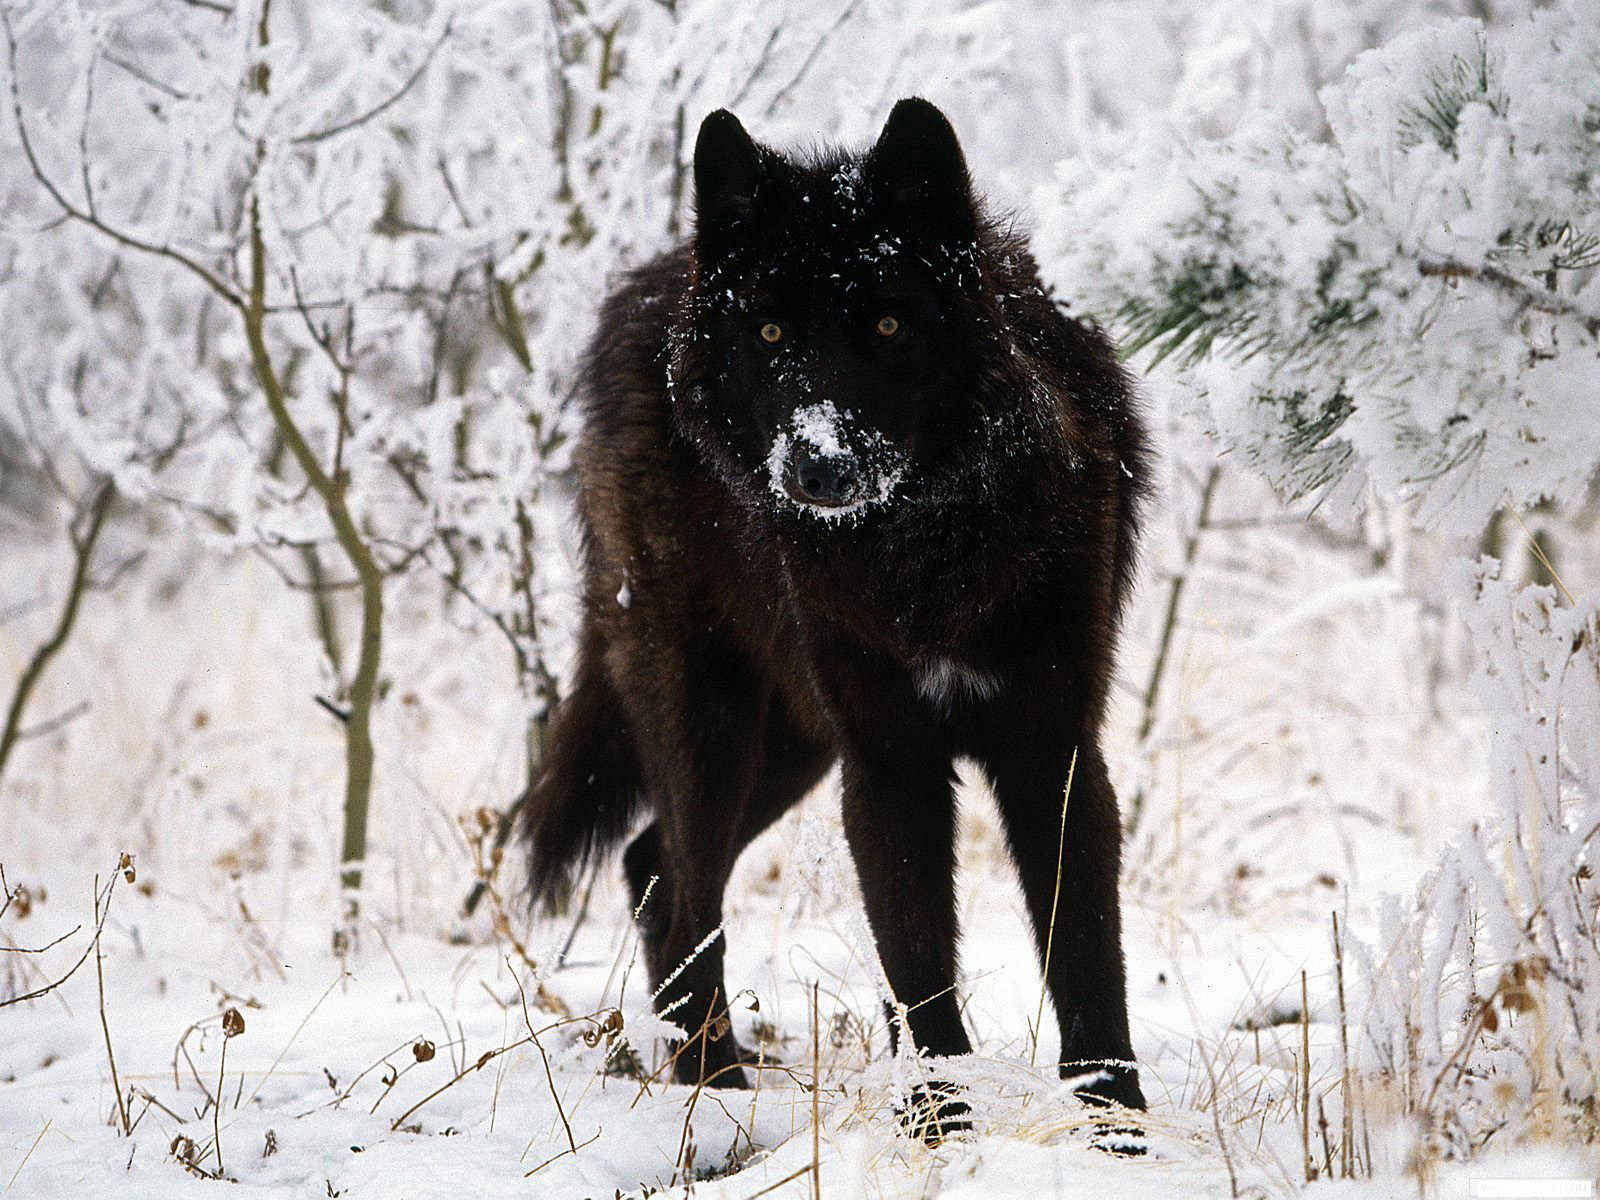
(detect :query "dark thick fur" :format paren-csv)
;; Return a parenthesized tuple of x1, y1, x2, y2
(522, 99, 1151, 1116)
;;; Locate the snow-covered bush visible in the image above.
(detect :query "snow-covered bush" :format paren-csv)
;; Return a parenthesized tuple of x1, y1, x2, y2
(1363, 566, 1600, 1154)
(0, 0, 1011, 930)
(1040, 4, 1600, 1157)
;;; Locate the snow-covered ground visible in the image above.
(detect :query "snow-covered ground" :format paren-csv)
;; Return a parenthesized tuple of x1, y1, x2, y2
(6, 0, 1600, 1195)
(5, 449, 1591, 1198)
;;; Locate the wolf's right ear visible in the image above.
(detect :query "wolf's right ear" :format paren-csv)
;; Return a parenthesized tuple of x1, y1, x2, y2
(694, 110, 762, 232)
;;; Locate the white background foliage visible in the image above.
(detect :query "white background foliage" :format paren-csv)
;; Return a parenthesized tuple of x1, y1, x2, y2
(2, 0, 1597, 1196)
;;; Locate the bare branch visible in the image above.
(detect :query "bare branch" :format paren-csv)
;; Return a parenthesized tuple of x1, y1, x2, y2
(387, 1010, 610, 1132)
(314, 695, 350, 724)
(95, 864, 132, 1136)
(287, 265, 356, 478)
(729, 25, 783, 109)
(437, 154, 473, 228)
(102, 51, 193, 101)
(78, 46, 99, 222)
(12, 700, 91, 743)
(0, 480, 114, 788)
(763, 0, 865, 118)
(1, 925, 82, 956)
(425, 267, 466, 407)
(242, 196, 385, 927)
(0, 865, 120, 1009)
(291, 19, 453, 146)
(1, 7, 241, 307)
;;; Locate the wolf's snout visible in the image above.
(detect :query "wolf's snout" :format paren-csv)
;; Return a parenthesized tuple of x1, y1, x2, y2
(789, 452, 859, 507)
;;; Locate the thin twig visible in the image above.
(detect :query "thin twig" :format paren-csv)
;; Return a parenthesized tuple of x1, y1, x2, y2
(1137, 464, 1220, 746)
(1503, 501, 1577, 607)
(291, 20, 454, 145)
(523, 1129, 600, 1178)
(1, 924, 82, 956)
(390, 1036, 533, 1130)
(744, 1163, 815, 1200)
(242, 972, 345, 1110)
(1031, 748, 1078, 1068)
(243, 197, 385, 932)
(95, 864, 131, 1136)
(6, 1118, 51, 1191)
(212, 1021, 234, 1175)
(1332, 912, 1353, 1178)
(389, 1011, 606, 1131)
(670, 1019, 710, 1188)
(102, 51, 192, 100)
(172, 1021, 219, 1107)
(1300, 970, 1313, 1182)
(557, 859, 600, 962)
(2, 7, 239, 306)
(811, 982, 821, 1200)
(2, 863, 118, 1009)
(1192, 1029, 1240, 1199)
(77, 46, 99, 222)
(763, 0, 865, 118)
(13, 700, 91, 742)
(512, 968, 577, 1156)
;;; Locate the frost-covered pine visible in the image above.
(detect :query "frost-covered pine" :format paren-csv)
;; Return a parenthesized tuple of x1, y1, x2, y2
(1038, 8, 1600, 534)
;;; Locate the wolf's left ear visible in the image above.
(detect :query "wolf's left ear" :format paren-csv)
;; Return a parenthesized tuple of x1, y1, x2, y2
(694, 109, 763, 232)
(868, 98, 976, 248)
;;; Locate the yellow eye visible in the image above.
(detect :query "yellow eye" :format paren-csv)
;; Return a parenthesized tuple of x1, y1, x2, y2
(876, 315, 900, 337)
(759, 322, 783, 344)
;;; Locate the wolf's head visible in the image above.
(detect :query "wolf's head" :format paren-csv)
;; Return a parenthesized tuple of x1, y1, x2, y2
(674, 98, 990, 524)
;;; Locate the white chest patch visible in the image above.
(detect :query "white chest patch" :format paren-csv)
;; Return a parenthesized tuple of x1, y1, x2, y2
(914, 656, 1001, 712)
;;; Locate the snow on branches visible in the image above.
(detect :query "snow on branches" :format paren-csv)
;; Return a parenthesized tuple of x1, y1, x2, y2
(1041, 5, 1600, 1158)
(1038, 9, 1600, 535)
(1359, 565, 1600, 1154)
(0, 0, 1010, 923)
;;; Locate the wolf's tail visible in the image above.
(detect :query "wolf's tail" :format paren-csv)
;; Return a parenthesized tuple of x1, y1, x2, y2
(520, 644, 643, 910)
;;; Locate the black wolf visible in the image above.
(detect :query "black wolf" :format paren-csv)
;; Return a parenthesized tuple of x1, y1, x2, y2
(522, 98, 1150, 1118)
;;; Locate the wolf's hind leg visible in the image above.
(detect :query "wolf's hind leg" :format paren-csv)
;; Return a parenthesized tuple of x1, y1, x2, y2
(624, 704, 832, 1088)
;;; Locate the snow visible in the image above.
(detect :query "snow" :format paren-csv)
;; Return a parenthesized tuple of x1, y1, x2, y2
(4, 453, 1558, 1197)
(4, 0, 1598, 1196)
(765, 402, 905, 522)
(1039, 6, 1600, 539)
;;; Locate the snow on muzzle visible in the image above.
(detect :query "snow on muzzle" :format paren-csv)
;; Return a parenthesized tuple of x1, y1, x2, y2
(766, 402, 906, 520)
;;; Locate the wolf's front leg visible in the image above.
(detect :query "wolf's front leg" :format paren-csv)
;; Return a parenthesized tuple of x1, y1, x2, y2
(838, 743, 976, 1142)
(987, 739, 1145, 1111)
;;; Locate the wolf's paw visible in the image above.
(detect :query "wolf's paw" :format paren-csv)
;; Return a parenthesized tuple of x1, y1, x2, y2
(896, 1082, 971, 1146)
(1065, 1060, 1146, 1112)
(1065, 1062, 1147, 1155)
(1085, 1110, 1148, 1158)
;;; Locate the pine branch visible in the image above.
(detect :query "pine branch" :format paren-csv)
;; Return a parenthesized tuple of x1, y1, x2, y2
(1418, 258, 1600, 338)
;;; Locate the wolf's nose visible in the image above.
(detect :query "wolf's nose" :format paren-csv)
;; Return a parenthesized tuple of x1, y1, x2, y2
(790, 452, 859, 507)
